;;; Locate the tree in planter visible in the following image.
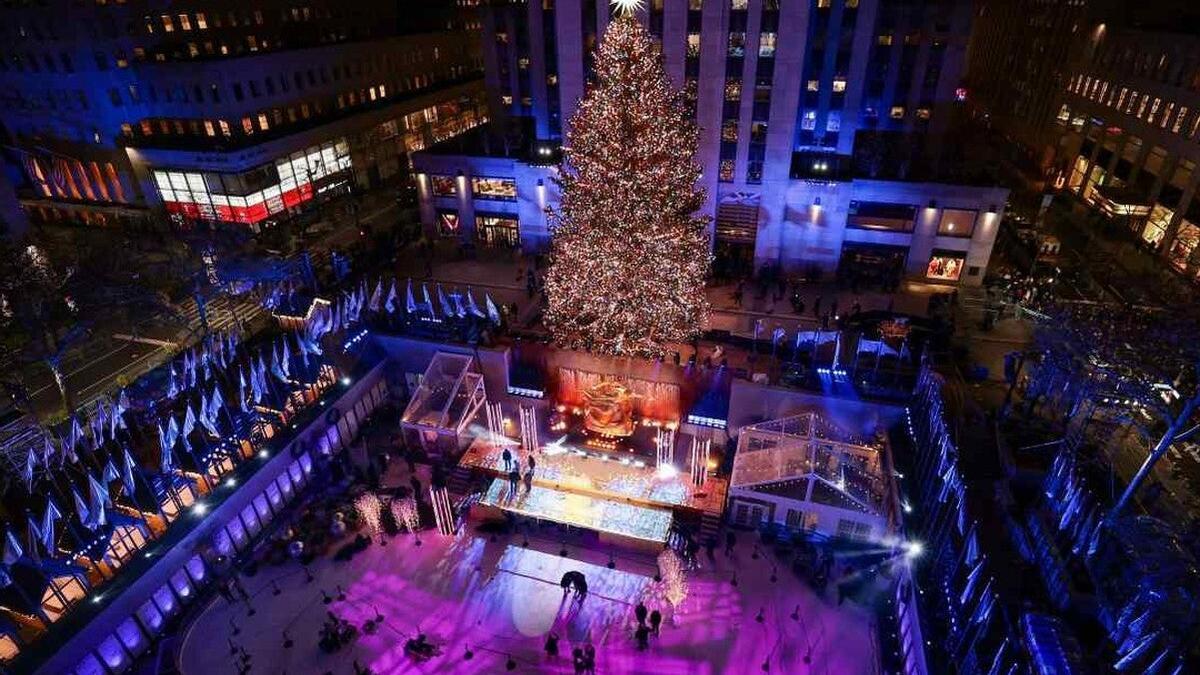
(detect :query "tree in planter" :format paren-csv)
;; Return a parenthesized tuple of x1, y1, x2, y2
(543, 14, 711, 358)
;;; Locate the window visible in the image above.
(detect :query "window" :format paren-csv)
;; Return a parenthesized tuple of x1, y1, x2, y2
(801, 110, 816, 130)
(719, 159, 734, 182)
(731, 0, 748, 9)
(430, 175, 456, 196)
(721, 120, 739, 142)
(687, 33, 701, 58)
(826, 111, 840, 132)
(937, 209, 977, 237)
(759, 32, 776, 57)
(178, 14, 192, 31)
(832, 77, 846, 93)
(161, 15, 174, 32)
(257, 113, 269, 131)
(877, 34, 893, 46)
(1142, 205, 1173, 249)
(926, 252, 965, 281)
(724, 78, 742, 102)
(476, 214, 520, 247)
(196, 12, 208, 29)
(806, 79, 820, 92)
(1167, 220, 1198, 272)
(471, 176, 517, 201)
(890, 106, 905, 119)
(835, 519, 870, 541)
(728, 32, 745, 57)
(916, 107, 931, 120)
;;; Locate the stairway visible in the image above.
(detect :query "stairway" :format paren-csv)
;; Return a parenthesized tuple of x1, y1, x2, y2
(446, 464, 476, 499)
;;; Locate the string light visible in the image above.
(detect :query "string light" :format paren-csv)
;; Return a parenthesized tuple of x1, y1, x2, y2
(544, 16, 710, 359)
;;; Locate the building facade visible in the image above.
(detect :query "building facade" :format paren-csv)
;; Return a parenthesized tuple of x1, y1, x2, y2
(414, 0, 1009, 286)
(1054, 23, 1200, 283)
(0, 0, 488, 231)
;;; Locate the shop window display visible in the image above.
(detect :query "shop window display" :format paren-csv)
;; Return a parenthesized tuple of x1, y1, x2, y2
(1167, 220, 1198, 272)
(937, 209, 977, 237)
(471, 176, 517, 201)
(926, 253, 964, 281)
(430, 174, 456, 196)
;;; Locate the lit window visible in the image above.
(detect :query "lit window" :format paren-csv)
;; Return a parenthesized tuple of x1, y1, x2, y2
(807, 80, 819, 92)
(161, 15, 174, 32)
(687, 33, 701, 58)
(758, 32, 776, 58)
(258, 113, 269, 131)
(242, 117, 254, 134)
(120, 123, 133, 137)
(916, 108, 931, 120)
(719, 159, 734, 182)
(817, 0, 831, 8)
(204, 120, 215, 136)
(219, 120, 231, 136)
(826, 111, 840, 132)
(890, 106, 905, 119)
(471, 176, 517, 200)
(196, 13, 207, 29)
(877, 34, 893, 46)
(178, 14, 192, 31)
(724, 78, 742, 101)
(728, 32, 745, 57)
(832, 77, 846, 93)
(846, 0, 859, 7)
(731, 0, 748, 9)
(937, 209, 977, 237)
(801, 110, 816, 130)
(722, 120, 739, 142)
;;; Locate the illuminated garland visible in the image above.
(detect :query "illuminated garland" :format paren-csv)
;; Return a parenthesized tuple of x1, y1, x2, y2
(544, 16, 711, 358)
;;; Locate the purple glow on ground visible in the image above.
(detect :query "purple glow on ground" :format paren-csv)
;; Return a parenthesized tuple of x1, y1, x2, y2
(180, 531, 878, 674)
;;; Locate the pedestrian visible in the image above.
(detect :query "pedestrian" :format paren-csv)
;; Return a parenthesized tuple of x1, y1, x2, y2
(562, 573, 573, 595)
(523, 468, 534, 493)
(649, 609, 662, 635)
(544, 633, 559, 659)
(573, 647, 585, 675)
(410, 475, 422, 498)
(733, 281, 744, 308)
(508, 468, 520, 494)
(635, 624, 650, 651)
(725, 530, 736, 557)
(527, 453, 536, 474)
(704, 535, 717, 559)
(501, 447, 512, 472)
(584, 643, 596, 674)
(635, 601, 648, 626)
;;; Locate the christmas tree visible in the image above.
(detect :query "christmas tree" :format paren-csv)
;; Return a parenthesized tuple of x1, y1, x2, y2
(544, 12, 711, 358)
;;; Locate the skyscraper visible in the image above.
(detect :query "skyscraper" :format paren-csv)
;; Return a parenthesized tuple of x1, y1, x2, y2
(414, 0, 1008, 287)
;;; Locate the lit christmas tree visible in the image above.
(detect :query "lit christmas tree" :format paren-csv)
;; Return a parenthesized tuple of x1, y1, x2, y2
(544, 12, 711, 358)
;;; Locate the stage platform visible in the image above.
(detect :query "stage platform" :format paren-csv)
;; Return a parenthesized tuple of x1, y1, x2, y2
(459, 437, 728, 517)
(477, 479, 673, 547)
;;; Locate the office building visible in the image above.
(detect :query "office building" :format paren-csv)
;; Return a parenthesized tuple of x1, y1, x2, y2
(0, 0, 488, 231)
(414, 0, 1008, 286)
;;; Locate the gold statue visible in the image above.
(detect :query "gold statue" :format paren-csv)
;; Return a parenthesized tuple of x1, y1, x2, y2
(582, 381, 635, 437)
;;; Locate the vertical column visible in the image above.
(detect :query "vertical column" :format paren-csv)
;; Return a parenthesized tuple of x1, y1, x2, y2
(656, 426, 676, 467)
(519, 405, 539, 453)
(485, 401, 504, 443)
(430, 486, 455, 536)
(690, 436, 710, 487)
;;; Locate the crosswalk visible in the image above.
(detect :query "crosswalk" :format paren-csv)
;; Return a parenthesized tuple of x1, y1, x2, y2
(174, 293, 267, 336)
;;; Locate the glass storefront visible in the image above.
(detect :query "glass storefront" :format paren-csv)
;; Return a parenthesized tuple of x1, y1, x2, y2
(476, 214, 520, 247)
(1167, 220, 1199, 273)
(152, 138, 351, 226)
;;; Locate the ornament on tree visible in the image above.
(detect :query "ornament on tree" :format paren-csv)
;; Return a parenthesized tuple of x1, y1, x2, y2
(544, 14, 711, 358)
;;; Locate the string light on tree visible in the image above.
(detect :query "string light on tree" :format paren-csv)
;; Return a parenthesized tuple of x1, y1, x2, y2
(544, 14, 711, 359)
(354, 492, 383, 537)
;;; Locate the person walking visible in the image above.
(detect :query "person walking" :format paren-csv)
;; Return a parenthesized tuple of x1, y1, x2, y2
(649, 609, 662, 636)
(725, 530, 737, 557)
(635, 602, 648, 627)
(501, 447, 513, 472)
(523, 468, 534, 493)
(572, 648, 586, 675)
(544, 633, 559, 659)
(527, 453, 536, 475)
(635, 624, 650, 651)
(508, 467, 520, 495)
(584, 643, 596, 674)
(733, 281, 744, 308)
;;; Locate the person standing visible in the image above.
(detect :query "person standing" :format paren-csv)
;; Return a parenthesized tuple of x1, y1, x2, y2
(523, 468, 534, 493)
(635, 624, 650, 651)
(527, 453, 536, 475)
(544, 633, 559, 659)
(584, 643, 596, 674)
(635, 602, 648, 627)
(501, 447, 513, 472)
(508, 467, 520, 495)
(649, 609, 662, 636)
(725, 530, 737, 557)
